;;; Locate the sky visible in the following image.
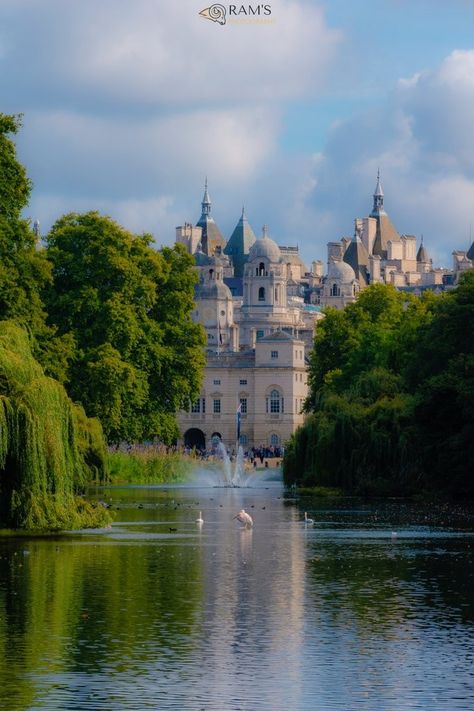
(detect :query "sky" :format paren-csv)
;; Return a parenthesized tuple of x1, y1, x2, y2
(2, 0, 474, 267)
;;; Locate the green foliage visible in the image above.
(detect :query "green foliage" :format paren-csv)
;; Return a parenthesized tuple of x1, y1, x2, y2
(0, 114, 50, 331)
(410, 271, 474, 495)
(45, 212, 206, 443)
(285, 278, 474, 497)
(0, 321, 109, 529)
(0, 112, 71, 381)
(0, 114, 31, 221)
(108, 449, 192, 484)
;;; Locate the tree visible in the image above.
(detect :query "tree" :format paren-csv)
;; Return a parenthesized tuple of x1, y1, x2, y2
(0, 114, 50, 333)
(45, 211, 205, 443)
(0, 112, 72, 378)
(285, 278, 474, 497)
(286, 284, 430, 493)
(411, 272, 474, 495)
(0, 321, 109, 529)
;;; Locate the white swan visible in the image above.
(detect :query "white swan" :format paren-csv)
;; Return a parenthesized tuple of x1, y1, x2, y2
(304, 512, 314, 525)
(196, 511, 204, 525)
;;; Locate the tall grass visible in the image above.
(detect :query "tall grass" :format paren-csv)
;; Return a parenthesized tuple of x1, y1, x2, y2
(108, 448, 193, 484)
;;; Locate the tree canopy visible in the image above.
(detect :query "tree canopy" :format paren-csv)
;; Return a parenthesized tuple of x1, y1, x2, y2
(45, 211, 206, 443)
(0, 113, 52, 340)
(284, 277, 474, 497)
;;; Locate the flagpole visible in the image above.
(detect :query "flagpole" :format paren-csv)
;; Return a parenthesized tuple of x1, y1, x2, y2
(236, 402, 241, 452)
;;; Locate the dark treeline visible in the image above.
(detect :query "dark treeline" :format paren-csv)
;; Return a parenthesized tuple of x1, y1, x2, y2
(283, 276, 474, 497)
(0, 113, 205, 528)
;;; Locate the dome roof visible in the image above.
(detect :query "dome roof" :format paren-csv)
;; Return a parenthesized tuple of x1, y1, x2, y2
(195, 279, 232, 301)
(327, 259, 356, 283)
(194, 249, 213, 266)
(248, 232, 281, 263)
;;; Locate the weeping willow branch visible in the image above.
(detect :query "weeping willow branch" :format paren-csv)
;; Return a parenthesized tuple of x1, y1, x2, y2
(0, 321, 109, 529)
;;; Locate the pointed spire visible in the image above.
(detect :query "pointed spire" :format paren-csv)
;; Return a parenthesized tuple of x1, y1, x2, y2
(224, 206, 256, 277)
(374, 168, 384, 196)
(370, 169, 385, 216)
(417, 235, 430, 263)
(201, 177, 211, 216)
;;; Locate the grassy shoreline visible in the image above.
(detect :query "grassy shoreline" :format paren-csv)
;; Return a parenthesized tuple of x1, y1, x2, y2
(107, 449, 194, 485)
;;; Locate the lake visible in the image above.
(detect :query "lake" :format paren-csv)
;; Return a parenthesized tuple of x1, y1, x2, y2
(0, 473, 473, 710)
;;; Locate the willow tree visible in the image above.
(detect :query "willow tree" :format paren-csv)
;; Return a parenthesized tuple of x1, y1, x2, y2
(285, 285, 433, 493)
(0, 321, 109, 529)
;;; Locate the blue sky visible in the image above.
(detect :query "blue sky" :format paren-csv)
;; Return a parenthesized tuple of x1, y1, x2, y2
(1, 0, 474, 267)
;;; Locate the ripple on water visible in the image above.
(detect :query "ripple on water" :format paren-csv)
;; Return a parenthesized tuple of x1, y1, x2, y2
(0, 488, 473, 711)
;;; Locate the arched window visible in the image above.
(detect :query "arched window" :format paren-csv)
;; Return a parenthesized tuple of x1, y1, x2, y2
(258, 287, 265, 301)
(266, 388, 284, 414)
(331, 283, 340, 297)
(209, 269, 214, 280)
(259, 262, 265, 275)
(270, 433, 280, 446)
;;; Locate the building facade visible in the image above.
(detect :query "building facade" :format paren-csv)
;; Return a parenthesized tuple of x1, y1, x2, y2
(176, 177, 473, 451)
(176, 184, 318, 450)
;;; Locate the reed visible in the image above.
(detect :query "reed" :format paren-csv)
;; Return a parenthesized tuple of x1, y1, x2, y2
(108, 448, 192, 484)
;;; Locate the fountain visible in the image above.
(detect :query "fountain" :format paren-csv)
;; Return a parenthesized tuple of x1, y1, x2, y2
(216, 442, 246, 487)
(188, 442, 282, 488)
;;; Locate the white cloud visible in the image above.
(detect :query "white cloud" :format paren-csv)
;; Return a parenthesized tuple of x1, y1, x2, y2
(0, 0, 341, 253)
(0, 1, 341, 110)
(297, 50, 474, 266)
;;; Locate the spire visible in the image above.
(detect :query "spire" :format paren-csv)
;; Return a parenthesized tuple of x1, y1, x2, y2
(196, 179, 225, 256)
(262, 224, 269, 238)
(416, 235, 430, 263)
(371, 169, 385, 216)
(201, 177, 211, 217)
(224, 207, 257, 277)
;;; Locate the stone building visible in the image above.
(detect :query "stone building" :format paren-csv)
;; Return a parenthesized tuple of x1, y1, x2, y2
(179, 331, 308, 452)
(175, 177, 472, 450)
(319, 172, 455, 308)
(176, 184, 319, 451)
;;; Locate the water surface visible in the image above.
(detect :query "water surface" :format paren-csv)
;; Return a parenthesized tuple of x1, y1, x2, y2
(0, 480, 473, 710)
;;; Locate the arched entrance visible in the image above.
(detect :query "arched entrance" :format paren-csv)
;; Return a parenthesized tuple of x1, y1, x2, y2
(184, 428, 206, 451)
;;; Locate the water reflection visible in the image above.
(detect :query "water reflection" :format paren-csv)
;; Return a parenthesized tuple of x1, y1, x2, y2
(0, 485, 472, 710)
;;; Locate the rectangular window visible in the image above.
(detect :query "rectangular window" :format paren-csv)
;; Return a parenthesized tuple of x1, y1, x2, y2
(191, 399, 200, 413)
(256, 330, 264, 339)
(239, 379, 247, 385)
(213, 379, 221, 385)
(240, 398, 247, 414)
(202, 398, 206, 414)
(271, 350, 278, 359)
(213, 399, 221, 414)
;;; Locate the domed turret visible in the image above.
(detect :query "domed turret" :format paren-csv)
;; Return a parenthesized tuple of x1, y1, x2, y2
(327, 259, 356, 283)
(248, 225, 281, 264)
